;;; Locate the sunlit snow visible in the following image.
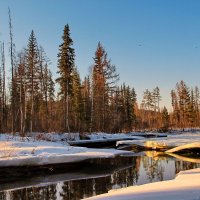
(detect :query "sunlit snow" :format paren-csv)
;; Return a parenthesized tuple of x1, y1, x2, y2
(85, 168, 200, 200)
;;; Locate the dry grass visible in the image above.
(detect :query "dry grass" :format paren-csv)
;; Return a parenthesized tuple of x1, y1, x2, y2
(0, 142, 17, 158)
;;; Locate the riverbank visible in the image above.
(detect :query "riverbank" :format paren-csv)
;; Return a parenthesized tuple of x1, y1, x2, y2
(0, 131, 200, 199)
(0, 131, 200, 168)
(116, 132, 200, 150)
(0, 135, 133, 168)
(85, 168, 200, 200)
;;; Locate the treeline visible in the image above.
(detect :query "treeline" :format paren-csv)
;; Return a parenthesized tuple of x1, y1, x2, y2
(0, 23, 138, 135)
(0, 20, 199, 135)
(138, 82, 200, 131)
(171, 81, 200, 129)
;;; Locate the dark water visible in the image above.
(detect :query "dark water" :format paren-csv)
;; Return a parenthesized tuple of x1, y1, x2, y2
(0, 151, 200, 200)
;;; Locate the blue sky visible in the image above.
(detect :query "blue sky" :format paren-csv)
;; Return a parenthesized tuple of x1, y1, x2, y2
(1, 0, 200, 109)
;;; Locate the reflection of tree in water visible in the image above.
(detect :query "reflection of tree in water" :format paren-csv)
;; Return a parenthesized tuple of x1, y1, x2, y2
(0, 192, 6, 200)
(3, 155, 200, 200)
(175, 160, 200, 174)
(0, 156, 138, 200)
(58, 158, 138, 199)
(111, 164, 139, 189)
(60, 176, 111, 199)
(141, 155, 165, 182)
(0, 166, 139, 200)
(0, 185, 57, 200)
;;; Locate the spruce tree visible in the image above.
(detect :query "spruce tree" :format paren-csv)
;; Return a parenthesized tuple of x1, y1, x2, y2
(125, 86, 136, 131)
(56, 24, 75, 132)
(47, 69, 55, 131)
(161, 106, 169, 131)
(26, 30, 40, 133)
(176, 81, 191, 129)
(71, 67, 82, 131)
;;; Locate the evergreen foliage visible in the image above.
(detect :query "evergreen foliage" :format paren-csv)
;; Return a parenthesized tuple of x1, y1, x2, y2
(0, 21, 200, 135)
(56, 25, 75, 132)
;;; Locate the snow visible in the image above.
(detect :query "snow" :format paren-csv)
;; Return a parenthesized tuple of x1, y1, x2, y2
(0, 132, 79, 143)
(68, 136, 144, 146)
(84, 168, 200, 200)
(0, 131, 199, 167)
(0, 132, 166, 146)
(86, 132, 145, 140)
(27, 132, 80, 141)
(1, 131, 200, 199)
(166, 142, 200, 153)
(116, 133, 200, 150)
(0, 134, 133, 167)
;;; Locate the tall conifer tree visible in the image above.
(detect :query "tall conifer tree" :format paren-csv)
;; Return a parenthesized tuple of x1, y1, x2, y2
(56, 25, 75, 132)
(26, 30, 40, 133)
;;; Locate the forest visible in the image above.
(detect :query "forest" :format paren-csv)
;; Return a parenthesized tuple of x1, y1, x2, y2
(0, 13, 200, 135)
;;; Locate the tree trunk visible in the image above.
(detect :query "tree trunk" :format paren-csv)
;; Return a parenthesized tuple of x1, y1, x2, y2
(30, 66, 34, 133)
(66, 82, 70, 133)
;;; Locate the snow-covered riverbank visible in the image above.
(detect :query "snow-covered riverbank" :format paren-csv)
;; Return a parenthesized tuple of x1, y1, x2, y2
(1, 132, 200, 199)
(116, 132, 200, 150)
(0, 134, 133, 167)
(0, 131, 200, 167)
(84, 168, 200, 200)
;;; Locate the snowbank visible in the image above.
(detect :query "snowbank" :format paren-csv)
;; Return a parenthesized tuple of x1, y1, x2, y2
(84, 168, 200, 200)
(116, 133, 200, 150)
(0, 139, 133, 167)
(87, 132, 144, 140)
(27, 132, 80, 141)
(0, 132, 80, 142)
(86, 132, 166, 140)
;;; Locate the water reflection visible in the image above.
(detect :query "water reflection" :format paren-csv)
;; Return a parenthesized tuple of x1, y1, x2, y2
(0, 152, 200, 200)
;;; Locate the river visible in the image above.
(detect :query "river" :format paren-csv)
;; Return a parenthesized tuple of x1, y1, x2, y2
(0, 148, 199, 200)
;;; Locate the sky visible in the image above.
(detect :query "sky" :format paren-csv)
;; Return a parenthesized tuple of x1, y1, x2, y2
(1, 0, 200, 110)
